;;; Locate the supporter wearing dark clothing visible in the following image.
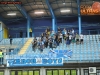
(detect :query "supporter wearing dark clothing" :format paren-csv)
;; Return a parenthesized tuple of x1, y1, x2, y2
(58, 27, 61, 33)
(49, 39, 53, 50)
(29, 28, 86, 52)
(47, 27, 50, 32)
(76, 33, 79, 44)
(26, 31, 27, 37)
(62, 28, 67, 39)
(20, 30, 23, 38)
(66, 34, 70, 45)
(9, 35, 12, 45)
(39, 39, 44, 53)
(67, 30, 70, 35)
(57, 36, 60, 46)
(80, 34, 84, 44)
(41, 33, 44, 39)
(32, 39, 37, 52)
(45, 38, 48, 48)
(55, 34, 59, 46)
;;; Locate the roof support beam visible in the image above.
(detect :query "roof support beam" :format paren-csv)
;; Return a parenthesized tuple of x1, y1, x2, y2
(0, 15, 9, 25)
(46, 0, 57, 32)
(27, 19, 30, 38)
(14, 4, 32, 21)
(14, 0, 34, 37)
(0, 15, 4, 23)
(50, 0, 76, 4)
(77, 0, 82, 34)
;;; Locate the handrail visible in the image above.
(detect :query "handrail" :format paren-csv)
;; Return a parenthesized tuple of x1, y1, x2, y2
(13, 38, 28, 54)
(13, 38, 24, 54)
(9, 29, 100, 37)
(6, 38, 28, 55)
(5, 51, 100, 62)
(0, 38, 27, 45)
(24, 41, 32, 54)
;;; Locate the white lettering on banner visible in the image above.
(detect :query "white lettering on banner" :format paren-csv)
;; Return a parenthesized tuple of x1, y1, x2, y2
(42, 58, 63, 64)
(7, 58, 63, 67)
(36, 58, 42, 64)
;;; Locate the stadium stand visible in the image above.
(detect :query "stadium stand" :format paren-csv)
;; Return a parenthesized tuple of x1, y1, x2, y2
(4, 35, 100, 62)
(0, 0, 100, 75)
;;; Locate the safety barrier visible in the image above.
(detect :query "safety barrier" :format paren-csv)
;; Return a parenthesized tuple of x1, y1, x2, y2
(0, 38, 28, 65)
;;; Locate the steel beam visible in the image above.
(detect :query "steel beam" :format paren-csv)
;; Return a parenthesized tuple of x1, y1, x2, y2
(46, 0, 57, 32)
(77, 0, 82, 34)
(14, 0, 33, 37)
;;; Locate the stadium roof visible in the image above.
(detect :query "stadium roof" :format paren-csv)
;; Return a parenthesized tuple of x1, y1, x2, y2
(0, 0, 100, 23)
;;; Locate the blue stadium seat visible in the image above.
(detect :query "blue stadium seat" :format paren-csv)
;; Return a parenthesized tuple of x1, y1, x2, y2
(4, 35, 100, 63)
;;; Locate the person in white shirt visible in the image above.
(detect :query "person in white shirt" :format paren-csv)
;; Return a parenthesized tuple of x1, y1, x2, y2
(72, 28, 74, 35)
(38, 39, 44, 53)
(62, 28, 67, 39)
(80, 33, 84, 44)
(59, 32, 63, 43)
(69, 34, 72, 44)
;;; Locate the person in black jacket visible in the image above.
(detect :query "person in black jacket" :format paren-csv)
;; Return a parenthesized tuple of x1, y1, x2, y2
(20, 30, 23, 38)
(9, 35, 12, 45)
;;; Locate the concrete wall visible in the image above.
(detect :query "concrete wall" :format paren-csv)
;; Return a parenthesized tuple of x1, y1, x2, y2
(0, 21, 8, 39)
(0, 67, 99, 75)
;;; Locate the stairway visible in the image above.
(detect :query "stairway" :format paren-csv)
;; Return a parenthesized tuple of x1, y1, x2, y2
(18, 38, 33, 55)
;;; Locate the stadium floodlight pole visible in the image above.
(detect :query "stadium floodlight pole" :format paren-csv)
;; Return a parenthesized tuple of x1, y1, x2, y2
(77, 0, 82, 34)
(46, 0, 57, 32)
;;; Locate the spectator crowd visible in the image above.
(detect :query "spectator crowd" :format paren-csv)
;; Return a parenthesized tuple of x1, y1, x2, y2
(32, 27, 84, 53)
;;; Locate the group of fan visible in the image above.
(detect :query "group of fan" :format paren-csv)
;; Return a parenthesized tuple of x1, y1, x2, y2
(32, 28, 84, 52)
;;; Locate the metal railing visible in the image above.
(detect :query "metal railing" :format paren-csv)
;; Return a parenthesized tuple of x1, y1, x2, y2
(9, 29, 100, 38)
(0, 38, 28, 65)
(8, 38, 28, 55)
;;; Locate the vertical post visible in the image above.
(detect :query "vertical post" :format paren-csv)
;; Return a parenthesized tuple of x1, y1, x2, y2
(27, 18, 30, 38)
(77, 68, 80, 75)
(89, 30, 90, 35)
(98, 30, 99, 34)
(55, 19, 57, 33)
(14, 2, 33, 37)
(32, 28, 34, 37)
(46, 0, 57, 32)
(5, 68, 10, 75)
(77, 0, 81, 34)
(52, 18, 55, 31)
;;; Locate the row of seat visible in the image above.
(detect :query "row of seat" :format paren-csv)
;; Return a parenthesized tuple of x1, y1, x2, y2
(0, 38, 28, 45)
(3, 35, 100, 63)
(24, 35, 100, 62)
